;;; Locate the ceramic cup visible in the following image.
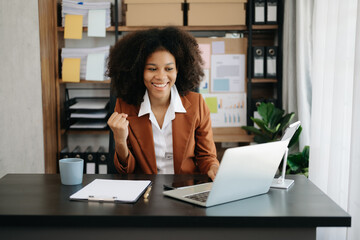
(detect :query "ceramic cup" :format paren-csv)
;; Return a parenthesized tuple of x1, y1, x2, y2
(59, 158, 84, 185)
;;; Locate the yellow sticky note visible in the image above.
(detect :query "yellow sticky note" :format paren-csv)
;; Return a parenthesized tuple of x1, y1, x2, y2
(205, 97, 218, 113)
(62, 58, 81, 82)
(64, 15, 83, 39)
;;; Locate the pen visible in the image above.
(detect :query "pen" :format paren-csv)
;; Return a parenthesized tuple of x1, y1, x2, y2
(143, 186, 152, 199)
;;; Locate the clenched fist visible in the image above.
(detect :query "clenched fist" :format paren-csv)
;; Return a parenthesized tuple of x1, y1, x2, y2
(107, 112, 129, 162)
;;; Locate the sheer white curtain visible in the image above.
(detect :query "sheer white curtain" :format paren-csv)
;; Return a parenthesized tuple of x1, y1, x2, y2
(309, 0, 360, 239)
(283, 0, 360, 239)
(282, 0, 313, 150)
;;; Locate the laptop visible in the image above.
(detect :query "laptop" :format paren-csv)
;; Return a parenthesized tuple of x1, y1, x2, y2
(163, 140, 289, 207)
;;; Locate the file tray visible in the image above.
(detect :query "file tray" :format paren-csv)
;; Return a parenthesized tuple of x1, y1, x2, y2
(65, 97, 110, 130)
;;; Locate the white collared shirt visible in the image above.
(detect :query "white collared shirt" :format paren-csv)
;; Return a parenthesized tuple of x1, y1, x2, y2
(138, 85, 186, 174)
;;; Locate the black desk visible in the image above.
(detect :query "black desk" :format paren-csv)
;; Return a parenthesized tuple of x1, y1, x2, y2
(0, 174, 350, 240)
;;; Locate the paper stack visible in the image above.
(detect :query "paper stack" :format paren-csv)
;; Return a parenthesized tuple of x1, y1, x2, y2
(61, 0, 111, 28)
(61, 46, 110, 81)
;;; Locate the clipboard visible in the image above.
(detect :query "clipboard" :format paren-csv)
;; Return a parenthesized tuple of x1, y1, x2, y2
(69, 179, 152, 203)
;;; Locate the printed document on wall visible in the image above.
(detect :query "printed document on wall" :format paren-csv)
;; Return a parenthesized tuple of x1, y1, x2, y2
(202, 93, 246, 127)
(211, 54, 245, 93)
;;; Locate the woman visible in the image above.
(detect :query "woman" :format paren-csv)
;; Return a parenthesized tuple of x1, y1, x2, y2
(107, 27, 219, 180)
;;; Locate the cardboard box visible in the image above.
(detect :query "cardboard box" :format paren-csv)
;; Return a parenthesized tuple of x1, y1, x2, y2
(125, 0, 184, 26)
(187, 0, 247, 26)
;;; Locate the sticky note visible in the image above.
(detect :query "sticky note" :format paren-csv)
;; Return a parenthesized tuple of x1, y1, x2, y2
(62, 58, 81, 82)
(64, 15, 83, 39)
(86, 53, 105, 81)
(88, 9, 106, 37)
(205, 97, 218, 113)
(212, 41, 225, 54)
(199, 44, 211, 69)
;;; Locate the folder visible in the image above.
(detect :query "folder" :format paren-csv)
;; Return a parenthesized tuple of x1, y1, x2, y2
(84, 146, 96, 174)
(64, 14, 83, 40)
(265, 46, 277, 78)
(266, 0, 278, 24)
(252, 47, 265, 78)
(62, 58, 81, 83)
(253, 0, 265, 24)
(97, 146, 109, 174)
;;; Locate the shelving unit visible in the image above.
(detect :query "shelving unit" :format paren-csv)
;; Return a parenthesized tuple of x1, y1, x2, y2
(247, 0, 283, 124)
(38, 0, 282, 173)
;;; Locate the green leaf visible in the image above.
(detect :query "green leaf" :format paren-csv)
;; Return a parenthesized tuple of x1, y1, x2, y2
(269, 108, 284, 129)
(241, 126, 263, 136)
(279, 113, 295, 130)
(257, 103, 274, 124)
(252, 118, 271, 138)
(302, 145, 310, 163)
(254, 135, 271, 143)
(263, 123, 280, 134)
(287, 153, 302, 172)
(288, 126, 302, 149)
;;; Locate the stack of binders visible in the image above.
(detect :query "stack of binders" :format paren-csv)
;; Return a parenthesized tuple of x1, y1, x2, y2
(252, 46, 278, 79)
(252, 0, 279, 25)
(59, 146, 111, 174)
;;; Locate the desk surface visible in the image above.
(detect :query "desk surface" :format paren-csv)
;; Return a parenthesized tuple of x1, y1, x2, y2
(0, 174, 351, 228)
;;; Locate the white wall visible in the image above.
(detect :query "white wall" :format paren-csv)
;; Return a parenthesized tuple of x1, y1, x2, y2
(0, 0, 44, 178)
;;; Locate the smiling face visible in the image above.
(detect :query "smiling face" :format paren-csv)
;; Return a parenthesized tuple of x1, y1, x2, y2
(143, 50, 177, 105)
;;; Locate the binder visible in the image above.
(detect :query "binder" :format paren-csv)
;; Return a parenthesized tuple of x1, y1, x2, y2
(97, 146, 109, 174)
(252, 47, 265, 78)
(253, 0, 265, 24)
(71, 146, 83, 159)
(60, 147, 70, 159)
(84, 146, 96, 174)
(266, 0, 278, 24)
(265, 46, 277, 78)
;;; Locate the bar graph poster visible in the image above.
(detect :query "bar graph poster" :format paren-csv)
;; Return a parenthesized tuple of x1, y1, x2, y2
(202, 93, 246, 127)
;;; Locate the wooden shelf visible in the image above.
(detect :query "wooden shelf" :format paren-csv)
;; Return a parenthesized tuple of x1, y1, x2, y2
(251, 78, 278, 83)
(59, 79, 111, 84)
(252, 25, 278, 30)
(57, 26, 116, 31)
(57, 25, 278, 32)
(212, 128, 254, 143)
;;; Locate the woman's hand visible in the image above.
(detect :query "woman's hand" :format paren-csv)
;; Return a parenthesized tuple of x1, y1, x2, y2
(107, 112, 129, 163)
(207, 164, 219, 181)
(107, 112, 129, 143)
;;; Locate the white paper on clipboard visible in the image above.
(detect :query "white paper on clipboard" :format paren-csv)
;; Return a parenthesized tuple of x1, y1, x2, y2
(70, 179, 151, 203)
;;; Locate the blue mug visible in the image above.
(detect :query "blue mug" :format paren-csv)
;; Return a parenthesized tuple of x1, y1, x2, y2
(59, 158, 84, 185)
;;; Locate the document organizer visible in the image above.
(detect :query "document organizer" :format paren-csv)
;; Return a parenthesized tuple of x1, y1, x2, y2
(64, 89, 110, 130)
(70, 179, 152, 203)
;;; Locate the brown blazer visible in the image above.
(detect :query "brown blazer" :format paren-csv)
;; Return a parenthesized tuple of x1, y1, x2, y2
(113, 91, 219, 174)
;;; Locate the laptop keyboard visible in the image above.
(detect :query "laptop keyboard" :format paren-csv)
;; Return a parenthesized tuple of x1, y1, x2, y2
(184, 191, 210, 203)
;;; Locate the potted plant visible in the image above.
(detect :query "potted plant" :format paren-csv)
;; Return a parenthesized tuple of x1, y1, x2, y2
(242, 102, 309, 176)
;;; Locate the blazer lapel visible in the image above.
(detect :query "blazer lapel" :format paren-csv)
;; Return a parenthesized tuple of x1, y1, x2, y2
(172, 96, 194, 173)
(128, 115, 157, 173)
